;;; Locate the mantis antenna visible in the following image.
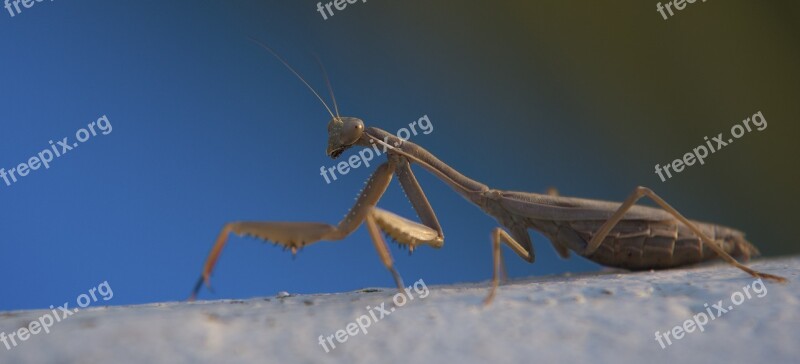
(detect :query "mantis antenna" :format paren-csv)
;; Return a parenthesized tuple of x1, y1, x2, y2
(313, 53, 341, 119)
(246, 36, 336, 120)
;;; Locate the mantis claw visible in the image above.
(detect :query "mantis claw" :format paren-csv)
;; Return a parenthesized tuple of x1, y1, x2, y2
(189, 276, 205, 301)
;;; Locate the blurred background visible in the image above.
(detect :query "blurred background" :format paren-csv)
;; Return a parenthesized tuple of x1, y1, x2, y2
(1, 0, 798, 310)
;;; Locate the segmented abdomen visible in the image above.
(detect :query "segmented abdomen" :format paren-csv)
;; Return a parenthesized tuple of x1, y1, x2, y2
(545, 218, 760, 270)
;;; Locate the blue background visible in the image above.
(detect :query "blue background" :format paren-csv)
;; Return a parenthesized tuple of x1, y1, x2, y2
(2, 1, 799, 310)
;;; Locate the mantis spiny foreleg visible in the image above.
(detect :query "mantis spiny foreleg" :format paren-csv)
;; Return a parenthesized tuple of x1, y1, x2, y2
(190, 158, 446, 300)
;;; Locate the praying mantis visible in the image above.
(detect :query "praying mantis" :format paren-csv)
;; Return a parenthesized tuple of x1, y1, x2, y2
(190, 39, 787, 304)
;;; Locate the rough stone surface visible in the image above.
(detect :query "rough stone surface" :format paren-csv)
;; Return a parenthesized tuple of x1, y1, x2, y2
(1, 257, 798, 363)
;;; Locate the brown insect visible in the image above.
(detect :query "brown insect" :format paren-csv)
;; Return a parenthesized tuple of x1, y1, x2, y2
(190, 40, 786, 304)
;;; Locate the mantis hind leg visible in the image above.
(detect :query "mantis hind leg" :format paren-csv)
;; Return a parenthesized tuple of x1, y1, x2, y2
(586, 186, 787, 283)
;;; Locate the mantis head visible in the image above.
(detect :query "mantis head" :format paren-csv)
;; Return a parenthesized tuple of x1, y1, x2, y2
(248, 38, 364, 159)
(327, 117, 365, 158)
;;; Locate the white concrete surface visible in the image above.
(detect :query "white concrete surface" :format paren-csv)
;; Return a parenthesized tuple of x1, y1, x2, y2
(1, 257, 798, 364)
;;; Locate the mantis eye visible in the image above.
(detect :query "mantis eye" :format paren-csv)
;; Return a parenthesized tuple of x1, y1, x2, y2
(341, 118, 365, 143)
